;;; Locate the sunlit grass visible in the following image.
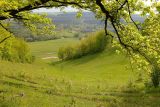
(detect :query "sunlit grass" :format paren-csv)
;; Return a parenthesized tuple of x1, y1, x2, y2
(0, 38, 160, 107)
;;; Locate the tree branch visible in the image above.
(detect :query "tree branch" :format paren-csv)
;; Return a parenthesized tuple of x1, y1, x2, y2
(117, 0, 127, 11)
(0, 0, 88, 21)
(126, 0, 139, 30)
(0, 23, 12, 43)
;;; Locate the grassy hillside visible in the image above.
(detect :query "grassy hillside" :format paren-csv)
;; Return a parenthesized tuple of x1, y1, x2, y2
(0, 38, 160, 107)
(29, 38, 79, 61)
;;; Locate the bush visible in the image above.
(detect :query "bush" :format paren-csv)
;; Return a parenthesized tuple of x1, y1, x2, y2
(0, 37, 35, 63)
(151, 66, 160, 87)
(58, 46, 75, 60)
(58, 31, 108, 60)
(145, 66, 160, 88)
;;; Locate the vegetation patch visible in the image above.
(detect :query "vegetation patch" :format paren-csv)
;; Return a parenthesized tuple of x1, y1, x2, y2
(0, 37, 34, 63)
(58, 31, 108, 60)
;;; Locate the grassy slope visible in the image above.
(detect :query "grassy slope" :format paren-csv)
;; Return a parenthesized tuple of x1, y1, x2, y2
(0, 38, 160, 107)
(29, 38, 79, 59)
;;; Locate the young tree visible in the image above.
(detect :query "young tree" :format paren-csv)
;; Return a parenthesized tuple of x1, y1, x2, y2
(0, 0, 160, 87)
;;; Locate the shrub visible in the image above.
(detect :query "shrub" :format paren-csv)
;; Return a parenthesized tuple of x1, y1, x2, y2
(145, 66, 160, 88)
(58, 31, 108, 60)
(0, 37, 35, 63)
(58, 47, 65, 60)
(151, 66, 160, 87)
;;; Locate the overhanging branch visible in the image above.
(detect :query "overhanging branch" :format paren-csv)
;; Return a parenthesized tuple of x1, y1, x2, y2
(0, 0, 88, 21)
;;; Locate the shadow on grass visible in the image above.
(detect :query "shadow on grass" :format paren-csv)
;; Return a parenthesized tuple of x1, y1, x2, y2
(0, 79, 37, 89)
(50, 52, 103, 67)
(106, 87, 160, 107)
(4, 75, 38, 85)
(50, 47, 119, 67)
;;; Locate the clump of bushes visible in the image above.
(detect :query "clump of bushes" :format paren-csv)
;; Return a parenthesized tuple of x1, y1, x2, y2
(58, 31, 108, 60)
(0, 37, 35, 63)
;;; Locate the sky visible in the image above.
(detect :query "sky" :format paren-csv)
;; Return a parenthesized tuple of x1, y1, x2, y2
(33, 7, 79, 12)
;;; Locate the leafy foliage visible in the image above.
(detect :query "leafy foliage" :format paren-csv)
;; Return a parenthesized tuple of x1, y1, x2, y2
(58, 31, 107, 60)
(112, 14, 160, 87)
(0, 37, 35, 63)
(0, 26, 34, 63)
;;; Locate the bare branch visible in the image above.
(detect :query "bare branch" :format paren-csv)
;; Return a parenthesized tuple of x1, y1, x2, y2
(126, 0, 139, 30)
(0, 23, 12, 43)
(96, 0, 111, 17)
(0, 35, 12, 44)
(117, 0, 127, 11)
(104, 15, 108, 35)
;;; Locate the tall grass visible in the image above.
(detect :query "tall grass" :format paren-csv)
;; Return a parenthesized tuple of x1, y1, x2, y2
(58, 31, 108, 60)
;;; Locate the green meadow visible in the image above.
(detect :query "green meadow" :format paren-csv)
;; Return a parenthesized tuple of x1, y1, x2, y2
(0, 38, 160, 107)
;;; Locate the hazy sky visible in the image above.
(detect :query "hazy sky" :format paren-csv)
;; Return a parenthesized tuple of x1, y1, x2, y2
(33, 7, 79, 12)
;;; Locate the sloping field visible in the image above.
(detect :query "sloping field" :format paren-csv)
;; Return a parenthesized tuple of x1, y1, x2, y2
(0, 39, 160, 107)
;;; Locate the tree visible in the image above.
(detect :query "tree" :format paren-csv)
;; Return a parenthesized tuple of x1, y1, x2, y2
(0, 0, 160, 87)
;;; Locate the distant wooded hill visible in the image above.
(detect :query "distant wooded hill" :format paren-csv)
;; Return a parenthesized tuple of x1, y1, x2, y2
(45, 12, 104, 33)
(9, 12, 144, 42)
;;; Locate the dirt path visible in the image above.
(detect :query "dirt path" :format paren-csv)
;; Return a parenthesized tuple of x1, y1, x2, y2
(42, 56, 58, 59)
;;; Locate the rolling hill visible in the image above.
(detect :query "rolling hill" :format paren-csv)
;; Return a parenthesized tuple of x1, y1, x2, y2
(0, 38, 160, 107)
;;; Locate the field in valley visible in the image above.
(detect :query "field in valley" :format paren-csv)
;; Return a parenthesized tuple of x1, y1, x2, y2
(0, 38, 160, 107)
